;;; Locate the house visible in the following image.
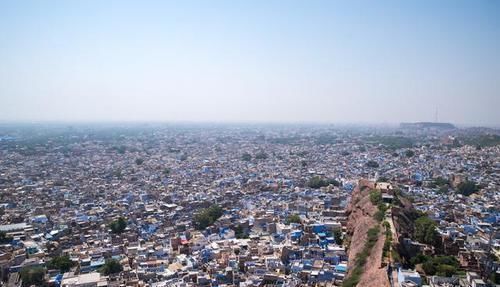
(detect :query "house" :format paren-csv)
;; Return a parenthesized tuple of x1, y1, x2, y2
(398, 268, 422, 287)
(60, 272, 108, 287)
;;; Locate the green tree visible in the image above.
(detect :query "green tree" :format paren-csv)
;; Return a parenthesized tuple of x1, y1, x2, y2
(490, 270, 500, 284)
(374, 210, 385, 222)
(286, 214, 301, 225)
(327, 178, 341, 187)
(207, 205, 223, 220)
(193, 205, 224, 230)
(409, 253, 430, 266)
(333, 229, 343, 245)
(109, 217, 127, 234)
(420, 256, 459, 276)
(20, 266, 46, 287)
(433, 177, 449, 187)
(135, 158, 144, 165)
(414, 216, 439, 246)
(234, 225, 248, 239)
(457, 181, 479, 196)
(422, 261, 437, 275)
(100, 259, 123, 275)
(366, 160, 379, 168)
(193, 213, 211, 230)
(255, 151, 268, 160)
(307, 176, 326, 188)
(241, 152, 252, 161)
(437, 264, 457, 277)
(377, 176, 389, 182)
(437, 186, 449, 194)
(0, 231, 13, 244)
(47, 255, 75, 273)
(307, 176, 340, 189)
(369, 190, 382, 205)
(405, 150, 415, 157)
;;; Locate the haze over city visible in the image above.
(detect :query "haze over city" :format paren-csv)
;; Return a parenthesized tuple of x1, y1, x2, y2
(1, 2, 500, 287)
(1, 0, 499, 125)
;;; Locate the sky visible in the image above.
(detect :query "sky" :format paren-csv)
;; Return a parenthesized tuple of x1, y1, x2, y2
(0, 0, 499, 125)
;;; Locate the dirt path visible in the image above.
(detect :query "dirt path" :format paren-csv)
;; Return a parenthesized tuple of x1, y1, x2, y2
(386, 212, 399, 287)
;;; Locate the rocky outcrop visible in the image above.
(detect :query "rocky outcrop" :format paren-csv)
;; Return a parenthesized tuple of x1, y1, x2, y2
(345, 180, 390, 287)
(392, 195, 418, 238)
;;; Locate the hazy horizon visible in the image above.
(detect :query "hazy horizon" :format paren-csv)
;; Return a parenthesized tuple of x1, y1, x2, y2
(1, 0, 499, 126)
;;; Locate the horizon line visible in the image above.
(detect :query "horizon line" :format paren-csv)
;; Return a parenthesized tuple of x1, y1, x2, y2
(0, 120, 498, 129)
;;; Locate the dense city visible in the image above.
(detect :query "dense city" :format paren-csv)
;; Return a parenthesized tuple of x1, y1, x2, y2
(0, 123, 498, 287)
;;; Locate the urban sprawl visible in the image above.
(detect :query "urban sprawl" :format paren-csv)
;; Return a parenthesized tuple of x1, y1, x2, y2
(0, 123, 498, 287)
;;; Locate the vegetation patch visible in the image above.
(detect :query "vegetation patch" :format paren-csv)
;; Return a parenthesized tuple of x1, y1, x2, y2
(307, 176, 341, 189)
(410, 254, 459, 277)
(20, 266, 46, 287)
(0, 231, 13, 244)
(241, 152, 252, 161)
(370, 190, 388, 222)
(193, 205, 224, 230)
(333, 228, 343, 245)
(109, 217, 127, 234)
(429, 177, 449, 188)
(47, 255, 75, 273)
(366, 160, 379, 168)
(457, 180, 479, 196)
(382, 221, 392, 260)
(100, 259, 123, 275)
(255, 151, 268, 160)
(369, 190, 382, 205)
(342, 226, 380, 287)
(286, 214, 301, 225)
(405, 150, 415, 157)
(234, 225, 249, 239)
(414, 215, 439, 246)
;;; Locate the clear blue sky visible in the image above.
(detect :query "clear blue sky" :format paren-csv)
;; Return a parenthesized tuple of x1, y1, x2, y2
(1, 0, 499, 125)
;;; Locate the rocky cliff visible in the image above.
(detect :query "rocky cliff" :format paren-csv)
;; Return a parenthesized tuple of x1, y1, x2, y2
(345, 180, 390, 287)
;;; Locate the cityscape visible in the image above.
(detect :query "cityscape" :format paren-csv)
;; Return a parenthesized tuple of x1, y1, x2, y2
(0, 0, 499, 286)
(0, 123, 498, 286)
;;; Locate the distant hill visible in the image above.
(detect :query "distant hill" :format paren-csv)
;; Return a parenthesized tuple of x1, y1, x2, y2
(400, 122, 456, 130)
